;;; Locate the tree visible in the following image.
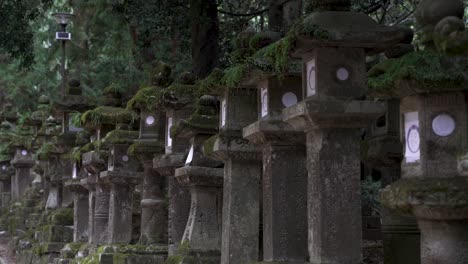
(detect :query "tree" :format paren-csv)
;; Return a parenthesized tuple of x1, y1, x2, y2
(0, 0, 53, 67)
(191, 0, 220, 78)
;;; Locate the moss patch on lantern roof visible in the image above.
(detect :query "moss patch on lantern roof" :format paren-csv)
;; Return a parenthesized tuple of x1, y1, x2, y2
(126, 86, 165, 111)
(81, 106, 138, 127)
(127, 84, 198, 112)
(101, 129, 139, 146)
(170, 113, 219, 139)
(127, 140, 165, 158)
(63, 141, 98, 162)
(368, 50, 468, 98)
(34, 142, 60, 161)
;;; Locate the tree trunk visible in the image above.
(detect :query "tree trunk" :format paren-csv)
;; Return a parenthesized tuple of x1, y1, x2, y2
(190, 0, 220, 78)
(283, 0, 303, 31)
(269, 0, 284, 32)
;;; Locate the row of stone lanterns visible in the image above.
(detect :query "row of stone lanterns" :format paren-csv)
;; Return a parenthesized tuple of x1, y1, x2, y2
(0, 0, 466, 263)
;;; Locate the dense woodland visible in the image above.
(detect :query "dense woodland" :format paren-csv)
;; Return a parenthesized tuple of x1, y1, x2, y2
(3, 0, 466, 112)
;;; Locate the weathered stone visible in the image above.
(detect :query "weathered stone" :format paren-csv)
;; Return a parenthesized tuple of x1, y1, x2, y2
(363, 100, 421, 264)
(281, 11, 405, 259)
(64, 179, 89, 242)
(243, 75, 308, 263)
(94, 181, 110, 244)
(213, 86, 262, 264)
(154, 142, 190, 255)
(11, 148, 35, 200)
(139, 162, 167, 246)
(174, 166, 223, 263)
(100, 143, 141, 244)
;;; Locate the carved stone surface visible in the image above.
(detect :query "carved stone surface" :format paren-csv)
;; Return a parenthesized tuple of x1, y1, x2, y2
(139, 162, 168, 246)
(93, 182, 110, 244)
(174, 166, 223, 262)
(73, 192, 89, 242)
(11, 149, 35, 200)
(154, 154, 190, 255)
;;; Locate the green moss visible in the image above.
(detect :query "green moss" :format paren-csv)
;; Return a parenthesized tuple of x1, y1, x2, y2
(197, 68, 225, 96)
(81, 106, 138, 127)
(126, 86, 165, 111)
(34, 143, 59, 161)
(203, 134, 219, 158)
(222, 64, 249, 88)
(128, 141, 165, 158)
(48, 208, 73, 226)
(101, 129, 139, 146)
(70, 112, 83, 127)
(368, 50, 468, 98)
(165, 241, 191, 264)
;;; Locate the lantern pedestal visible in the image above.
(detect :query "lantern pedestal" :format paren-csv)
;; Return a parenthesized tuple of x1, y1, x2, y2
(64, 179, 89, 242)
(283, 98, 384, 263)
(244, 117, 308, 263)
(11, 149, 35, 201)
(154, 154, 191, 256)
(174, 165, 223, 264)
(82, 150, 107, 244)
(212, 136, 262, 264)
(100, 170, 140, 244)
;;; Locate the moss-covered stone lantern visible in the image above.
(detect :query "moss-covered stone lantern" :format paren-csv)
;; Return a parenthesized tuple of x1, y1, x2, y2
(99, 124, 141, 244)
(376, 1, 468, 263)
(279, 0, 410, 262)
(127, 84, 169, 253)
(171, 95, 223, 263)
(243, 66, 307, 261)
(0, 158, 13, 208)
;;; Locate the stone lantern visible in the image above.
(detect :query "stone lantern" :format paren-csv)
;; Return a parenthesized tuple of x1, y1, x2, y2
(243, 73, 308, 262)
(100, 125, 140, 244)
(378, 1, 468, 263)
(10, 148, 35, 200)
(173, 95, 223, 263)
(79, 86, 136, 244)
(0, 159, 13, 207)
(53, 79, 89, 208)
(212, 81, 262, 263)
(152, 80, 194, 255)
(127, 86, 168, 248)
(362, 100, 420, 263)
(63, 131, 91, 243)
(281, 0, 409, 262)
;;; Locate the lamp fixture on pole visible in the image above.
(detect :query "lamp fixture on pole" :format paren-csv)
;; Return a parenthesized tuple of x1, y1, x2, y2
(52, 12, 74, 98)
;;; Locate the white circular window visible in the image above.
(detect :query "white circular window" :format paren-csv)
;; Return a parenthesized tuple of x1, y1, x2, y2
(21, 150, 28, 156)
(407, 125, 420, 153)
(145, 116, 155, 126)
(1, 165, 6, 171)
(282, 92, 298, 108)
(307, 61, 316, 96)
(122, 155, 129, 162)
(432, 114, 456, 137)
(336, 67, 350, 81)
(262, 93, 268, 113)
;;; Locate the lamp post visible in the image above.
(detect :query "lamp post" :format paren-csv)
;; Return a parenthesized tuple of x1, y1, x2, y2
(52, 12, 74, 98)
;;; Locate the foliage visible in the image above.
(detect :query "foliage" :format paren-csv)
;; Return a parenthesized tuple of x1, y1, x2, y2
(368, 50, 468, 98)
(361, 176, 382, 216)
(0, 0, 53, 67)
(81, 106, 138, 127)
